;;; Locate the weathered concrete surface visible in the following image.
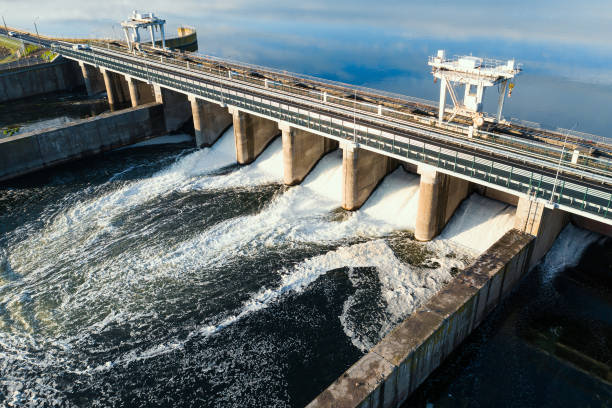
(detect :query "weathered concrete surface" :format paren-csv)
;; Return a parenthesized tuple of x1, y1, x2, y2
(232, 109, 279, 164)
(307, 229, 534, 408)
(415, 165, 470, 241)
(0, 103, 165, 182)
(342, 143, 397, 210)
(153, 84, 192, 132)
(514, 196, 569, 268)
(472, 185, 520, 206)
(100, 68, 130, 110)
(280, 122, 338, 185)
(126, 76, 155, 107)
(0, 59, 84, 102)
(570, 213, 612, 238)
(189, 96, 232, 148)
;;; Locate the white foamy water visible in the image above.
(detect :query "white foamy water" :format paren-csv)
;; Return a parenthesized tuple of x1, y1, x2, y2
(18, 116, 74, 134)
(540, 223, 604, 284)
(438, 193, 516, 255)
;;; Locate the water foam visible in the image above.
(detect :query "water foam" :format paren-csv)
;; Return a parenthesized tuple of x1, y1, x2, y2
(438, 193, 516, 255)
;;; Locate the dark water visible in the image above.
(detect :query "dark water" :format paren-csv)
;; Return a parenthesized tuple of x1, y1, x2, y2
(406, 226, 612, 407)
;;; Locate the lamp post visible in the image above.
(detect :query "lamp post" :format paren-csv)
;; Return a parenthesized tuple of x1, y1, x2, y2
(33, 16, 40, 44)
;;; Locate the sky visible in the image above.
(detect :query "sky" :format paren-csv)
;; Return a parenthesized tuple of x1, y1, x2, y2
(2, 0, 611, 134)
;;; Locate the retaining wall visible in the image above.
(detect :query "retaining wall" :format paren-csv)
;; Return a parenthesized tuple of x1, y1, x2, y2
(307, 229, 534, 408)
(0, 58, 83, 102)
(0, 103, 165, 181)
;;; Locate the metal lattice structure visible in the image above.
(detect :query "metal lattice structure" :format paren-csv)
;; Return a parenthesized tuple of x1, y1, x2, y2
(121, 11, 166, 51)
(429, 50, 521, 127)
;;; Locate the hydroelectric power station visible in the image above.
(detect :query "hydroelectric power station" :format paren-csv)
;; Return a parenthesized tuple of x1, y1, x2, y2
(0, 11, 610, 407)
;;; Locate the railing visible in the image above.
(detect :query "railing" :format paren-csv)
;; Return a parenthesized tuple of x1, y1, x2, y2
(54, 43, 612, 221)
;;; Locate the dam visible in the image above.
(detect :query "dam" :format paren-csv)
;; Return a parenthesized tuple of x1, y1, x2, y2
(0, 11, 611, 408)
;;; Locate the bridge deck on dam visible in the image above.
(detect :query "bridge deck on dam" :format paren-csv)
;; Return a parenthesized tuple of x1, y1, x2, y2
(11, 34, 611, 225)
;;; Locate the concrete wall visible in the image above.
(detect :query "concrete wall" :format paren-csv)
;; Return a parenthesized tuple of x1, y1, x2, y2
(571, 214, 612, 238)
(473, 185, 520, 206)
(0, 103, 166, 181)
(190, 96, 233, 148)
(342, 143, 397, 210)
(307, 229, 534, 408)
(415, 166, 471, 241)
(514, 197, 569, 268)
(232, 110, 279, 164)
(281, 123, 338, 185)
(0, 59, 84, 102)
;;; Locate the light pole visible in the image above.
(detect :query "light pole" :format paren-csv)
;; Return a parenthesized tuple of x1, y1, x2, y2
(2, 16, 8, 34)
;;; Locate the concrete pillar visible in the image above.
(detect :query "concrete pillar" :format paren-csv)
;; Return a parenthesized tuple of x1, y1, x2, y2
(231, 109, 279, 164)
(153, 85, 192, 132)
(414, 165, 470, 241)
(126, 76, 140, 108)
(189, 96, 233, 148)
(100, 68, 117, 111)
(280, 122, 338, 185)
(78, 62, 94, 96)
(342, 143, 397, 210)
(514, 196, 569, 268)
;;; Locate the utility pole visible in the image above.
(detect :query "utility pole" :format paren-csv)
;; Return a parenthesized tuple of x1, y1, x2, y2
(2, 16, 8, 34)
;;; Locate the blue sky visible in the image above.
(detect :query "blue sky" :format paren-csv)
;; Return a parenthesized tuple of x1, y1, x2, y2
(3, 0, 612, 134)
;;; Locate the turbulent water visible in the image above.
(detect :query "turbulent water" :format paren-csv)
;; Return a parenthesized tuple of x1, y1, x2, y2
(0, 126, 517, 406)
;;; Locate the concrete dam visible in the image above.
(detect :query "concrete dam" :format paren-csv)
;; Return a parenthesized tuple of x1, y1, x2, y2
(0, 14, 611, 407)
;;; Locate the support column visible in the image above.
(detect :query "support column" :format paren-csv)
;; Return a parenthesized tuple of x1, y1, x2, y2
(280, 122, 338, 185)
(78, 62, 94, 96)
(496, 80, 508, 121)
(342, 143, 397, 210)
(126, 76, 140, 107)
(189, 96, 233, 148)
(100, 68, 117, 111)
(514, 196, 569, 268)
(438, 77, 447, 124)
(414, 165, 470, 241)
(231, 109, 279, 164)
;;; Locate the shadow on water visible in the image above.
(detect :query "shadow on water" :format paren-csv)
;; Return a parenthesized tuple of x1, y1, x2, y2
(404, 236, 612, 408)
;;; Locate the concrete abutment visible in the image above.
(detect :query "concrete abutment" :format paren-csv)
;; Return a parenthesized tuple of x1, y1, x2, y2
(342, 143, 398, 210)
(514, 196, 569, 268)
(153, 84, 192, 133)
(280, 122, 338, 185)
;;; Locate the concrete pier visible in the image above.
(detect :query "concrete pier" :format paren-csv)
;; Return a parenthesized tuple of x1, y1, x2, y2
(308, 229, 534, 408)
(153, 85, 192, 132)
(514, 196, 569, 268)
(189, 96, 233, 148)
(79, 62, 95, 96)
(231, 109, 279, 164)
(126, 76, 155, 107)
(100, 69, 130, 110)
(415, 166, 470, 241)
(0, 103, 166, 182)
(342, 143, 397, 210)
(280, 122, 338, 185)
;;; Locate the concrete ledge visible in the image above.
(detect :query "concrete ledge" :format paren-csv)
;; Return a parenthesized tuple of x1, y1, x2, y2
(0, 103, 166, 181)
(308, 229, 534, 408)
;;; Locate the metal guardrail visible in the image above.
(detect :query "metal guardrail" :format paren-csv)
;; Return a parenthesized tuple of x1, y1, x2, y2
(54, 43, 612, 222)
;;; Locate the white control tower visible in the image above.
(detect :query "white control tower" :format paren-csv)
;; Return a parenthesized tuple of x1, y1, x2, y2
(428, 50, 521, 127)
(121, 11, 166, 51)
